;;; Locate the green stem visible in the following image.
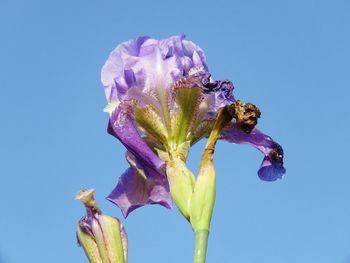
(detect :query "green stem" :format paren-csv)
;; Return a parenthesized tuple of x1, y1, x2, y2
(194, 229, 209, 263)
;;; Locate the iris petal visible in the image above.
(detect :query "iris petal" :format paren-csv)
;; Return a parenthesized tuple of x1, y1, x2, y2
(101, 36, 150, 101)
(107, 152, 171, 217)
(108, 103, 165, 171)
(220, 123, 286, 181)
(101, 35, 209, 104)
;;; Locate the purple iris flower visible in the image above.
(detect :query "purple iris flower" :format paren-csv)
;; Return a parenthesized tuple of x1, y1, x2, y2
(101, 35, 285, 217)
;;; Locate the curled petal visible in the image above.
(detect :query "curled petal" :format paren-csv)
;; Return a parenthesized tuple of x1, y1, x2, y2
(174, 68, 235, 115)
(220, 123, 286, 181)
(213, 80, 235, 109)
(108, 103, 165, 171)
(230, 100, 261, 134)
(175, 68, 234, 98)
(107, 152, 171, 217)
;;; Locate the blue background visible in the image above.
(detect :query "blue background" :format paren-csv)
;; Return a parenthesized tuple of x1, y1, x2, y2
(1, 0, 349, 262)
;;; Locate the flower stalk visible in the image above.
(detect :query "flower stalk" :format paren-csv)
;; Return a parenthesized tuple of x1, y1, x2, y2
(191, 102, 258, 263)
(194, 229, 209, 263)
(190, 106, 234, 263)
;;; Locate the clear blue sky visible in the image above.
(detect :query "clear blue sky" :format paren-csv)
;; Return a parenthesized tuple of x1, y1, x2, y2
(1, 0, 349, 262)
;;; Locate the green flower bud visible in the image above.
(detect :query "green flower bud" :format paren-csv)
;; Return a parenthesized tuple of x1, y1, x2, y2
(166, 157, 195, 220)
(190, 149, 216, 231)
(76, 189, 127, 263)
(190, 105, 235, 231)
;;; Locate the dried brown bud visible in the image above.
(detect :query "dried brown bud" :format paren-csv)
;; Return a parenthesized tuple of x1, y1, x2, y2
(229, 100, 261, 133)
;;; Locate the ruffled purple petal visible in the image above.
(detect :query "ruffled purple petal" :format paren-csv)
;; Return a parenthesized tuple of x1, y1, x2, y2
(186, 70, 236, 118)
(101, 35, 209, 104)
(182, 39, 208, 71)
(171, 68, 237, 125)
(133, 44, 182, 94)
(213, 80, 235, 108)
(107, 152, 171, 217)
(220, 123, 286, 181)
(101, 36, 150, 101)
(108, 103, 165, 171)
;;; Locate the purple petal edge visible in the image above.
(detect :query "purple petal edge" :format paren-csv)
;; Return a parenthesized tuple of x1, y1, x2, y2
(220, 123, 286, 181)
(107, 153, 172, 217)
(108, 103, 165, 172)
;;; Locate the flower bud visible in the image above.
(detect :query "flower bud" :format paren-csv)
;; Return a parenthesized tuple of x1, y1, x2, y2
(76, 189, 128, 263)
(190, 149, 216, 231)
(166, 157, 195, 220)
(190, 106, 235, 231)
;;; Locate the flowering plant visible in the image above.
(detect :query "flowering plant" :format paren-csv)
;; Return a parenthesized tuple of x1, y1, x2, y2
(77, 34, 285, 263)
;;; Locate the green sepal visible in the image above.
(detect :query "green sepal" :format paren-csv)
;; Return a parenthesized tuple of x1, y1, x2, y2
(92, 215, 126, 263)
(77, 226, 103, 263)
